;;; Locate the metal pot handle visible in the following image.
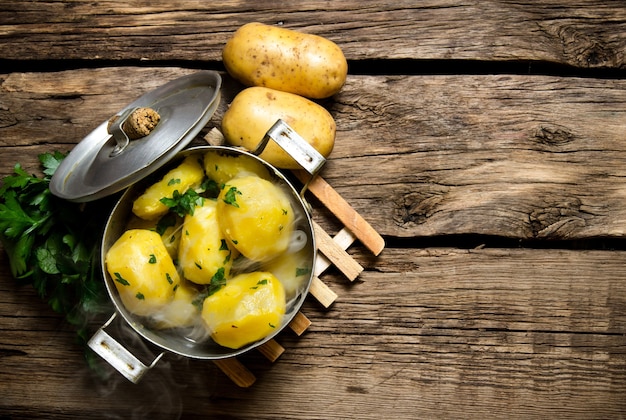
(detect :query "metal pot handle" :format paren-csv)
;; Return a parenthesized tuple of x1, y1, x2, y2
(251, 119, 326, 177)
(88, 313, 164, 383)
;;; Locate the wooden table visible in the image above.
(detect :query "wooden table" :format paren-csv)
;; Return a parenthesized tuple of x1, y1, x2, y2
(1, 2, 626, 418)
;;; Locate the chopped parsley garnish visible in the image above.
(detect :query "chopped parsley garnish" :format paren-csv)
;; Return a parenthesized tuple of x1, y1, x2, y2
(195, 262, 202, 270)
(201, 178, 220, 198)
(167, 178, 181, 186)
(223, 186, 242, 207)
(135, 292, 145, 300)
(250, 278, 269, 289)
(114, 272, 130, 286)
(296, 267, 311, 277)
(219, 239, 229, 251)
(269, 323, 276, 328)
(160, 189, 203, 217)
(148, 254, 157, 264)
(166, 273, 173, 285)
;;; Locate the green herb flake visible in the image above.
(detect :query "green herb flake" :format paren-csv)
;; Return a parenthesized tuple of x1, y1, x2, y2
(269, 323, 276, 329)
(223, 186, 242, 208)
(166, 272, 173, 285)
(167, 178, 181, 186)
(251, 278, 268, 290)
(160, 189, 203, 217)
(219, 239, 229, 251)
(114, 272, 130, 286)
(296, 267, 311, 277)
(195, 262, 202, 270)
(136, 292, 145, 300)
(148, 254, 157, 264)
(208, 267, 226, 296)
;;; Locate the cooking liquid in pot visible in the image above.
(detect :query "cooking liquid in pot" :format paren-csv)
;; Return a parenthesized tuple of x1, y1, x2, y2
(104, 149, 314, 353)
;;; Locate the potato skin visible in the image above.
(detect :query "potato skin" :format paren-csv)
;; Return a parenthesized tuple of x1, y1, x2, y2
(221, 87, 335, 169)
(222, 22, 347, 99)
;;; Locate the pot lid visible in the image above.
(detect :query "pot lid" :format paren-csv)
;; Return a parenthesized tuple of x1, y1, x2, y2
(50, 70, 222, 202)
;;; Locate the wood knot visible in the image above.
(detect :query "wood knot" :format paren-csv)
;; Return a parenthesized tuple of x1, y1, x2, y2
(395, 187, 447, 227)
(529, 196, 587, 239)
(533, 124, 574, 146)
(541, 23, 619, 68)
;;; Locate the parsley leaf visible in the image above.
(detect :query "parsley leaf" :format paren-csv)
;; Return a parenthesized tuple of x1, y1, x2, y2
(160, 189, 203, 217)
(0, 152, 113, 373)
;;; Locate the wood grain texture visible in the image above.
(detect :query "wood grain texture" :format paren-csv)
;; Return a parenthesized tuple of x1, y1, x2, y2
(2, 67, 626, 241)
(0, 1, 625, 68)
(0, 247, 624, 419)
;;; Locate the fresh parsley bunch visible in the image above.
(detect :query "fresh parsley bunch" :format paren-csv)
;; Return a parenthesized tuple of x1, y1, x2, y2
(0, 152, 112, 354)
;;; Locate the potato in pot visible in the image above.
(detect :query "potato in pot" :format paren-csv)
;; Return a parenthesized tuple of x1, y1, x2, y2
(178, 199, 236, 285)
(217, 175, 294, 262)
(105, 229, 181, 317)
(201, 271, 286, 349)
(132, 155, 205, 221)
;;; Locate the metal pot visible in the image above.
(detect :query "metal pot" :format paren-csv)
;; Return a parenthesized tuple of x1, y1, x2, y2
(49, 71, 325, 383)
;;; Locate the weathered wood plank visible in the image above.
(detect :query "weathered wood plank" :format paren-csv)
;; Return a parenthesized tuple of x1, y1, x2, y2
(0, 1, 625, 69)
(1, 247, 624, 418)
(2, 67, 626, 241)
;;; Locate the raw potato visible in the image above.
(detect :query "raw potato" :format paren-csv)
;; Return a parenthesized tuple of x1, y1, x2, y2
(105, 229, 181, 317)
(222, 22, 347, 99)
(178, 199, 235, 285)
(132, 155, 205, 220)
(217, 175, 295, 262)
(222, 87, 335, 169)
(201, 271, 286, 349)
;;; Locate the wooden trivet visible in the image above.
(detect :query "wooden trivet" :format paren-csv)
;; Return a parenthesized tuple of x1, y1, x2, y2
(203, 131, 384, 387)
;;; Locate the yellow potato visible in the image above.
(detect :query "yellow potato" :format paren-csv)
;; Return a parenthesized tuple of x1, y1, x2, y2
(222, 22, 347, 99)
(152, 282, 200, 329)
(132, 155, 205, 220)
(201, 271, 286, 349)
(222, 87, 335, 169)
(178, 199, 235, 285)
(203, 150, 271, 186)
(262, 246, 312, 301)
(125, 214, 182, 260)
(105, 229, 181, 317)
(217, 175, 294, 262)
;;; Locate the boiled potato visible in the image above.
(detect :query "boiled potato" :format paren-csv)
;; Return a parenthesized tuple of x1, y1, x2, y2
(105, 229, 181, 317)
(262, 246, 312, 301)
(152, 282, 200, 329)
(125, 214, 182, 260)
(203, 150, 271, 186)
(222, 22, 347, 99)
(132, 155, 205, 220)
(217, 175, 294, 262)
(201, 271, 286, 349)
(178, 199, 235, 285)
(222, 87, 335, 169)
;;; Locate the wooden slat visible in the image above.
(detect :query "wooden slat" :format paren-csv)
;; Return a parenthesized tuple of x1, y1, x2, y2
(4, 68, 626, 241)
(312, 221, 364, 281)
(212, 358, 256, 388)
(0, 1, 624, 68)
(299, 173, 385, 256)
(288, 311, 312, 336)
(257, 339, 285, 363)
(1, 247, 625, 418)
(308, 276, 338, 309)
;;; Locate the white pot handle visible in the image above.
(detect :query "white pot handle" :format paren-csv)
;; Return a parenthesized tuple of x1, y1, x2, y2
(88, 313, 164, 383)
